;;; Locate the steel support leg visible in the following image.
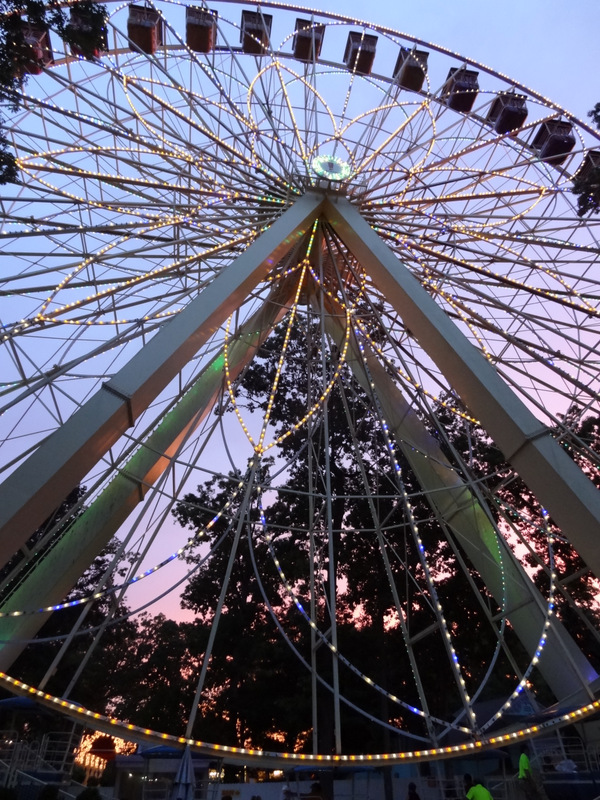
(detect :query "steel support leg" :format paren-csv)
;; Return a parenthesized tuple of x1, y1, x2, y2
(0, 280, 297, 670)
(324, 195, 600, 579)
(0, 193, 324, 563)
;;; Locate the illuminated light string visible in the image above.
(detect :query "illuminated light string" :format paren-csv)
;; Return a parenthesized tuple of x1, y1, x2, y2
(355, 309, 480, 422)
(454, 228, 599, 320)
(20, 143, 198, 180)
(399, 242, 597, 391)
(3, 212, 256, 335)
(356, 99, 438, 202)
(1, 668, 599, 764)
(21, 152, 204, 193)
(479, 507, 558, 732)
(370, 368, 560, 733)
(388, 180, 551, 232)
(223, 225, 358, 455)
(357, 327, 510, 731)
(419, 271, 495, 365)
(305, 255, 368, 307)
(255, 488, 473, 736)
(254, 378, 559, 737)
(444, 221, 597, 317)
(368, 163, 550, 236)
(236, 289, 485, 734)
(375, 194, 566, 297)
(14, 161, 178, 223)
(418, 267, 599, 405)
(334, 287, 479, 424)
(247, 62, 308, 169)
(117, 47, 303, 196)
(121, 72, 248, 166)
(355, 337, 554, 737)
(377, 208, 600, 321)
(350, 97, 433, 181)
(366, 121, 536, 209)
(265, 260, 305, 284)
(223, 258, 309, 454)
(320, 266, 480, 425)
(14, 85, 292, 223)
(381, 107, 580, 218)
(9, 86, 195, 181)
(363, 362, 480, 735)
(0, 475, 249, 619)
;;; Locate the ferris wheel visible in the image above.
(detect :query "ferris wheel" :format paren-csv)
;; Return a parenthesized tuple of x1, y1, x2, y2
(1, 0, 600, 765)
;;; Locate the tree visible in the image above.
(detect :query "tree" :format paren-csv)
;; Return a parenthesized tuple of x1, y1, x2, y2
(0, 0, 108, 183)
(571, 102, 600, 217)
(172, 469, 315, 749)
(170, 301, 600, 754)
(0, 128, 16, 183)
(170, 321, 532, 753)
(588, 103, 600, 129)
(110, 613, 198, 734)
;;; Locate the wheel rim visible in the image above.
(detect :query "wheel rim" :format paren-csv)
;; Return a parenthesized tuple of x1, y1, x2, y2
(1, 0, 600, 760)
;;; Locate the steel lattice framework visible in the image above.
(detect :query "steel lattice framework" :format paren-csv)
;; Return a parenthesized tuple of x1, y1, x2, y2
(1, 0, 600, 763)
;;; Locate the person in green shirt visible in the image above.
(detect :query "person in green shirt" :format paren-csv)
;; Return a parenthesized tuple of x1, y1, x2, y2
(519, 745, 532, 780)
(517, 744, 550, 799)
(464, 774, 493, 800)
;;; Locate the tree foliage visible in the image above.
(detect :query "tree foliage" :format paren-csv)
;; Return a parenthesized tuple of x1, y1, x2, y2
(169, 315, 600, 752)
(588, 102, 600, 130)
(0, 0, 107, 183)
(571, 102, 600, 217)
(572, 164, 600, 218)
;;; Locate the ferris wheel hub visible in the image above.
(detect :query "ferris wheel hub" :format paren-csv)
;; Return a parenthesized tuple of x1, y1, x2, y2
(311, 154, 352, 182)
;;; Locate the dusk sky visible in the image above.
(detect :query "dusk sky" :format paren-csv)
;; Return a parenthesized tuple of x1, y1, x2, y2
(135, 0, 600, 620)
(306, 0, 600, 124)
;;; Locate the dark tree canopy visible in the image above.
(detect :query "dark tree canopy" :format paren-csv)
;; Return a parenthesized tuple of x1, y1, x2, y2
(571, 102, 600, 217)
(168, 320, 600, 753)
(588, 102, 600, 130)
(0, 0, 107, 183)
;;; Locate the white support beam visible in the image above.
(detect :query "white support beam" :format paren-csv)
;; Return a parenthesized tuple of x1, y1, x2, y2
(0, 193, 324, 564)
(323, 305, 597, 704)
(0, 281, 296, 670)
(324, 195, 600, 579)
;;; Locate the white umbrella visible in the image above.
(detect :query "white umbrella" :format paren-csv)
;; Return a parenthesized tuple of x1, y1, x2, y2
(170, 746, 196, 800)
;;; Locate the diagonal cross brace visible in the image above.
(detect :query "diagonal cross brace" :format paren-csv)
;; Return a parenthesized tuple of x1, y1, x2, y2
(324, 194, 600, 579)
(0, 279, 297, 670)
(0, 192, 325, 564)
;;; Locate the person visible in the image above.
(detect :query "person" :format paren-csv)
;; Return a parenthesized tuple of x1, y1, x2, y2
(517, 745, 549, 799)
(518, 745, 532, 781)
(464, 777, 493, 800)
(406, 782, 421, 800)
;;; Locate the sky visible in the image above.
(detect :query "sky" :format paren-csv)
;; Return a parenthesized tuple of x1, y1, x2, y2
(5, 0, 597, 625)
(299, 0, 600, 124)
(129, 0, 600, 620)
